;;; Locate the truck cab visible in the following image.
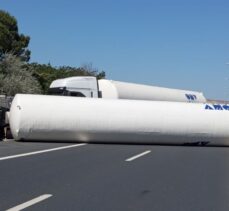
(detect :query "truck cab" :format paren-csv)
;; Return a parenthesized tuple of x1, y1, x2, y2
(49, 76, 99, 98)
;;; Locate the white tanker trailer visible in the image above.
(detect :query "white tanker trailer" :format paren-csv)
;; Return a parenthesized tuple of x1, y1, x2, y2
(9, 94, 229, 145)
(49, 77, 206, 103)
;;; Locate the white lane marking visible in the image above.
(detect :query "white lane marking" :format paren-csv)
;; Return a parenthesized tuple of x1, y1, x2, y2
(125, 150, 151, 162)
(6, 194, 52, 211)
(0, 143, 86, 161)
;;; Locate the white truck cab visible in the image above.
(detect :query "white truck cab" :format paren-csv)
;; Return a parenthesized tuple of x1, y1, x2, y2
(49, 76, 100, 98)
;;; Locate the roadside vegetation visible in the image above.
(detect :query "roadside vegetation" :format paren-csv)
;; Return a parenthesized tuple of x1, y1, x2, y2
(0, 10, 105, 95)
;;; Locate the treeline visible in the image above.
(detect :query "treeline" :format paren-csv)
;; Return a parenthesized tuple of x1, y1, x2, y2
(0, 10, 105, 96)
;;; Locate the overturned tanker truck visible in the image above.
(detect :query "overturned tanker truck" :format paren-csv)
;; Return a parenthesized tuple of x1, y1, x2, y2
(49, 76, 207, 103)
(9, 94, 229, 146)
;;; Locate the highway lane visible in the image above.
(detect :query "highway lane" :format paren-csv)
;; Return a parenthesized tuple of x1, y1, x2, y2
(0, 141, 229, 210)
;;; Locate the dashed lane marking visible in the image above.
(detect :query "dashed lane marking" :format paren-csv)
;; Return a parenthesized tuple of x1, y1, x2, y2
(6, 194, 52, 211)
(125, 150, 151, 162)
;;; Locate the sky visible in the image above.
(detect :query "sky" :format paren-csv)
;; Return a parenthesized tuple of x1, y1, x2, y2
(1, 0, 229, 100)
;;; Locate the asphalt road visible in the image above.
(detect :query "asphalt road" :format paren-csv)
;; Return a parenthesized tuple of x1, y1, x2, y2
(0, 141, 229, 211)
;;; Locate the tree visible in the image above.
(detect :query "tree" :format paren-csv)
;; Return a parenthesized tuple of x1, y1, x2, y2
(0, 10, 30, 61)
(81, 62, 106, 79)
(0, 54, 41, 96)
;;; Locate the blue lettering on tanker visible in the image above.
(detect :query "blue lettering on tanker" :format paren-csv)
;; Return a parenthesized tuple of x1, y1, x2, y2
(213, 104, 223, 110)
(205, 105, 214, 110)
(185, 94, 197, 101)
(205, 104, 229, 111)
(223, 105, 229, 110)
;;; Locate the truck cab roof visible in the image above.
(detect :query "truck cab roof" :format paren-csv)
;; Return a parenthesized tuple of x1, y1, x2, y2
(49, 76, 98, 90)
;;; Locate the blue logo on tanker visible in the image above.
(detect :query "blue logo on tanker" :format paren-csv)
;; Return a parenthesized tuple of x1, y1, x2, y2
(205, 104, 229, 111)
(185, 94, 197, 101)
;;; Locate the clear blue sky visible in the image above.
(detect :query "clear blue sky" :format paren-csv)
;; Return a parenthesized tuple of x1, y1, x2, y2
(1, 0, 229, 100)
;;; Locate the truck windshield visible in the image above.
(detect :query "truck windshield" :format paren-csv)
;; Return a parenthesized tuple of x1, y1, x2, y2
(48, 87, 86, 97)
(48, 87, 66, 95)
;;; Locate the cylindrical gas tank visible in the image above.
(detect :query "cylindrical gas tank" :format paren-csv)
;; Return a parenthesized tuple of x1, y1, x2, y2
(9, 94, 229, 145)
(98, 79, 206, 103)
